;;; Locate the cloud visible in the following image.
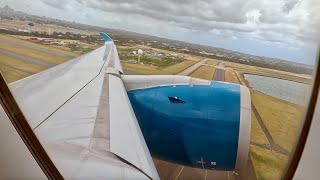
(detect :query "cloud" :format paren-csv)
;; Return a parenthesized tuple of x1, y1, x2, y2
(42, 0, 68, 9)
(283, 0, 301, 13)
(70, 0, 318, 48)
(2, 0, 319, 62)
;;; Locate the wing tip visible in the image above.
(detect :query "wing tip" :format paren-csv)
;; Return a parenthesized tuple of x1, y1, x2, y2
(100, 32, 113, 42)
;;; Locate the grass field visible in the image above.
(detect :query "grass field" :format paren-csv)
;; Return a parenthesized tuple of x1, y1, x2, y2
(134, 45, 202, 62)
(251, 112, 269, 146)
(0, 19, 97, 36)
(251, 90, 305, 153)
(0, 54, 46, 74)
(228, 70, 297, 180)
(224, 70, 270, 146)
(162, 60, 196, 74)
(250, 146, 289, 180)
(206, 59, 219, 66)
(0, 34, 79, 82)
(224, 70, 240, 84)
(225, 61, 312, 84)
(0, 64, 31, 83)
(0, 43, 71, 65)
(122, 62, 168, 75)
(190, 65, 215, 80)
(6, 35, 80, 57)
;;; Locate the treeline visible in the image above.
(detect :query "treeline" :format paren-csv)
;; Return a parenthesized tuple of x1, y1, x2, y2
(149, 42, 314, 75)
(0, 29, 104, 45)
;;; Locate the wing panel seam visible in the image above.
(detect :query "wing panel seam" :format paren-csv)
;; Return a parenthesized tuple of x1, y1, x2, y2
(33, 45, 111, 130)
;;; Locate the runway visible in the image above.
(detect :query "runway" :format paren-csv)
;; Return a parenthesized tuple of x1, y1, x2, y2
(213, 62, 225, 81)
(0, 37, 74, 59)
(0, 49, 55, 67)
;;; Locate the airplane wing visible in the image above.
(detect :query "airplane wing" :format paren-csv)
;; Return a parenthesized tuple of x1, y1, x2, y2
(7, 33, 159, 179)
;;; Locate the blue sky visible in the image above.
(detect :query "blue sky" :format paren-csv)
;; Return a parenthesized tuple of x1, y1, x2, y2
(1, 0, 319, 65)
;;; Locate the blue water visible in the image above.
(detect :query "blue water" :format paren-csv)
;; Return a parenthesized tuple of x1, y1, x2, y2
(244, 74, 310, 106)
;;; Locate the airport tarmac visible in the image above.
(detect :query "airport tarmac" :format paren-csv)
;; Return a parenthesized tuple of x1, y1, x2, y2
(153, 157, 256, 180)
(177, 59, 207, 76)
(213, 62, 225, 81)
(0, 37, 74, 59)
(0, 49, 55, 67)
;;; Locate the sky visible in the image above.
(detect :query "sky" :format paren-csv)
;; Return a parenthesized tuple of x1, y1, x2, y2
(1, 0, 319, 65)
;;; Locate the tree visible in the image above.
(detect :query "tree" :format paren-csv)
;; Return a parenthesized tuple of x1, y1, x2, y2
(28, 22, 34, 28)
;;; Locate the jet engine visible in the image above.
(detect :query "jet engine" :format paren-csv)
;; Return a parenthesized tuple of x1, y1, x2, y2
(122, 75, 251, 172)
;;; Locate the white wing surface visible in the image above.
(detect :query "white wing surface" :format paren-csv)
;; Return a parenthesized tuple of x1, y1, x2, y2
(7, 36, 159, 179)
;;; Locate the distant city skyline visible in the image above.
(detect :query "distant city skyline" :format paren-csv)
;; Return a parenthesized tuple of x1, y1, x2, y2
(0, 0, 319, 65)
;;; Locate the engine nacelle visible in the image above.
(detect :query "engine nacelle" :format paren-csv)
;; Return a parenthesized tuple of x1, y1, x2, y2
(123, 75, 251, 172)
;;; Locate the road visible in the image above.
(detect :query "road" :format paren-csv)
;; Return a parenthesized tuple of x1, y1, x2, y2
(177, 59, 207, 76)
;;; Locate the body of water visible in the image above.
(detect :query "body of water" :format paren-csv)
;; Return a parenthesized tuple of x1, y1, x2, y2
(244, 74, 310, 106)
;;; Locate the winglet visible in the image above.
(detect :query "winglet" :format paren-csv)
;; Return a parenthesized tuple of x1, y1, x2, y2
(100, 32, 113, 42)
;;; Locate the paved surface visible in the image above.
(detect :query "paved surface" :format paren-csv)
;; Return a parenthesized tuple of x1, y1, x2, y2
(153, 158, 237, 180)
(153, 157, 256, 180)
(0, 49, 55, 67)
(177, 59, 207, 76)
(213, 62, 225, 81)
(0, 38, 74, 58)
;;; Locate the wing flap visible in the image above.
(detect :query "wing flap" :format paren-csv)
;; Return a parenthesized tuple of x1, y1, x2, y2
(5, 38, 159, 179)
(9, 45, 111, 128)
(109, 73, 159, 179)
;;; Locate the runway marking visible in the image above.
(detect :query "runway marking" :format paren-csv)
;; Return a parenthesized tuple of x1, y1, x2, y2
(174, 166, 184, 180)
(205, 170, 208, 180)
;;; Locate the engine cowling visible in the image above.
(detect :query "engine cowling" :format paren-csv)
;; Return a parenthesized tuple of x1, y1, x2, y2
(123, 75, 251, 172)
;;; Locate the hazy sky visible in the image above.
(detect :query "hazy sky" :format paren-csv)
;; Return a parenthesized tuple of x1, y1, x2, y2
(1, 0, 319, 65)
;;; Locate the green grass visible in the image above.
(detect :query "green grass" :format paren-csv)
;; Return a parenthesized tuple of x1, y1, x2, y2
(251, 90, 305, 153)
(121, 62, 168, 75)
(69, 45, 95, 54)
(251, 112, 269, 146)
(250, 146, 289, 180)
(123, 56, 179, 68)
(190, 65, 215, 80)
